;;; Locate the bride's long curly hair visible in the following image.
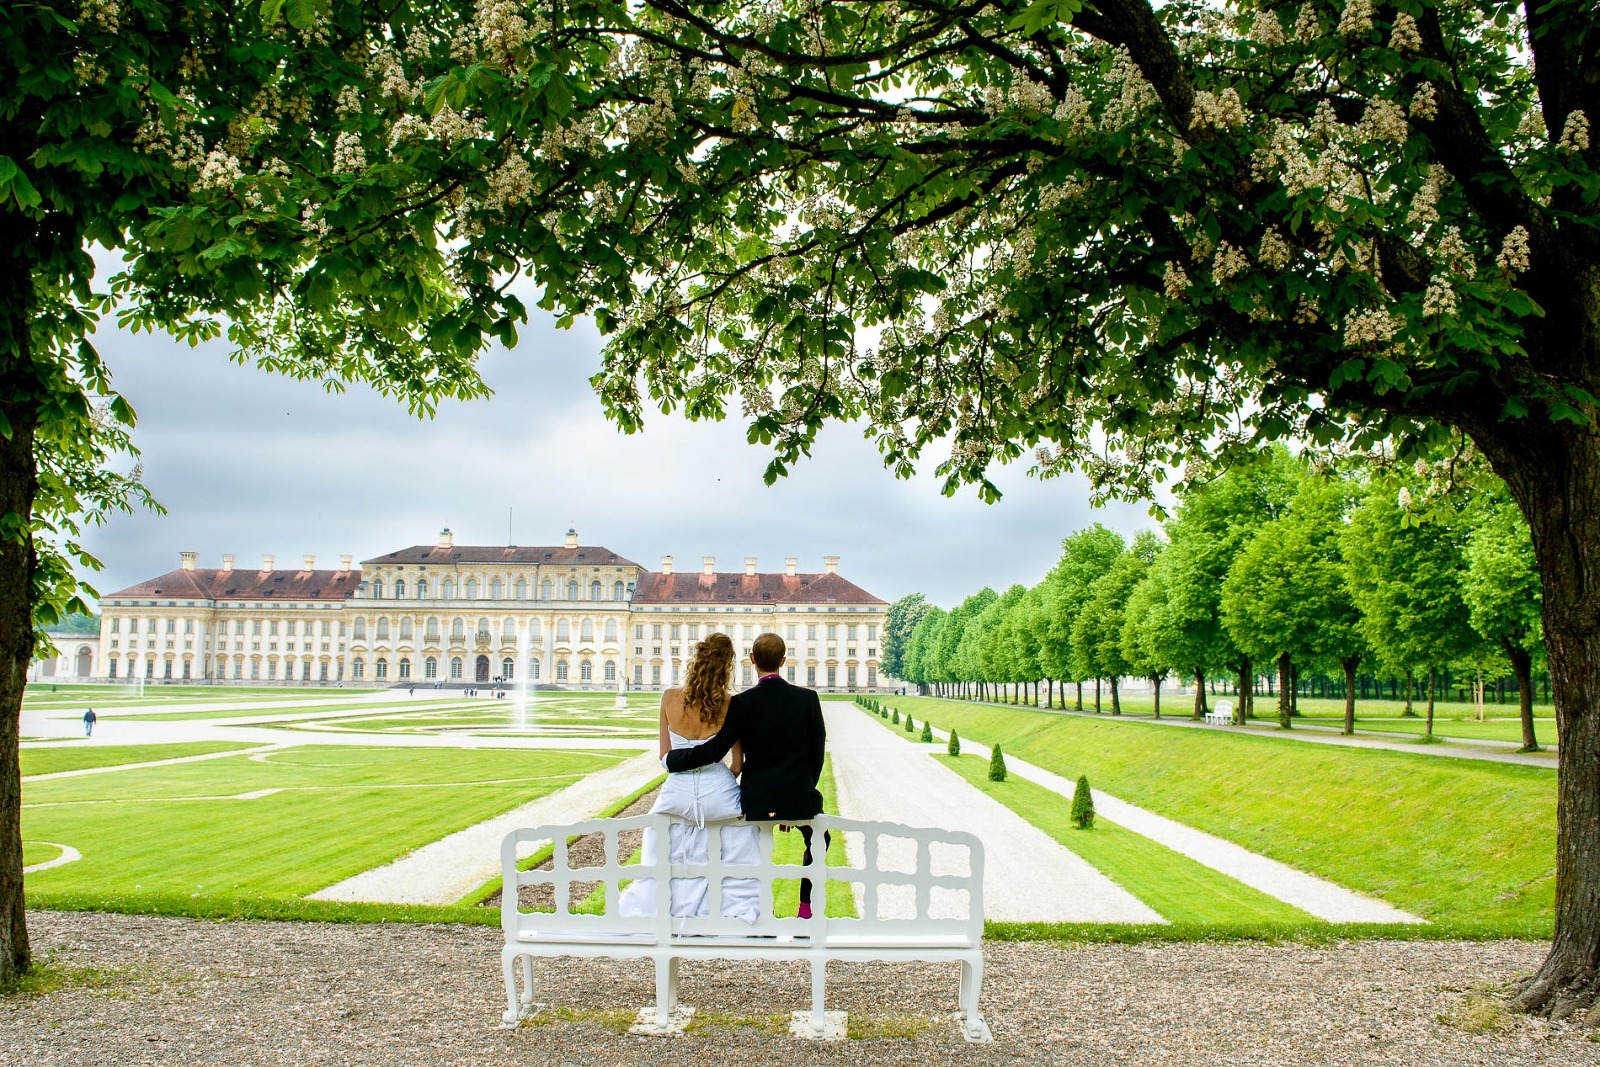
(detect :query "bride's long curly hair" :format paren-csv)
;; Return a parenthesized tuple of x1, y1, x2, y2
(682, 632, 735, 727)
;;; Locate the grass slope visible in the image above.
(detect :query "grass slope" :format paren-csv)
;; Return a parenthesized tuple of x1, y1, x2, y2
(938, 753, 1314, 926)
(890, 697, 1554, 934)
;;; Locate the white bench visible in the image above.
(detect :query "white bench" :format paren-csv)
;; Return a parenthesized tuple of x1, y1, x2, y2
(1205, 698, 1235, 726)
(499, 814, 991, 1041)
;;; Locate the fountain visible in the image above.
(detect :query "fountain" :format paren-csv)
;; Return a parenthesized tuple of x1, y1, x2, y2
(514, 621, 534, 731)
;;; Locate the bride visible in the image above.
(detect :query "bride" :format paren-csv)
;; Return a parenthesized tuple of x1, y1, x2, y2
(619, 632, 761, 923)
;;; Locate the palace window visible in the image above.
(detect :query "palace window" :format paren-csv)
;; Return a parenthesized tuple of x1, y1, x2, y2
(867, 667, 877, 688)
(417, 579, 429, 599)
(502, 657, 515, 678)
(807, 666, 817, 686)
(604, 619, 618, 642)
(376, 618, 390, 640)
(442, 579, 455, 600)
(450, 656, 463, 679)
(301, 662, 311, 681)
(400, 618, 413, 641)
(786, 624, 796, 639)
(353, 658, 365, 679)
(635, 625, 644, 639)
(185, 619, 195, 635)
(566, 579, 579, 600)
(353, 618, 366, 640)
(540, 579, 552, 600)
(604, 660, 616, 682)
(580, 660, 593, 681)
(847, 665, 857, 687)
(827, 666, 837, 687)
(253, 620, 263, 636)
(500, 618, 515, 641)
(635, 665, 644, 684)
(422, 656, 437, 679)
(425, 618, 439, 641)
(372, 578, 384, 599)
(556, 659, 569, 681)
(867, 625, 878, 640)
(847, 625, 857, 640)
(827, 625, 838, 640)
(529, 619, 542, 641)
(529, 659, 540, 679)
(613, 580, 625, 600)
(476, 617, 491, 641)
(786, 665, 796, 682)
(580, 620, 594, 643)
(451, 618, 465, 640)
(590, 580, 602, 601)
(556, 619, 570, 642)
(395, 579, 406, 599)
(110, 618, 120, 633)
(320, 662, 330, 681)
(465, 578, 478, 599)
(807, 625, 817, 640)
(375, 658, 388, 679)
(670, 625, 680, 640)
(515, 579, 527, 600)
(651, 664, 661, 685)
(490, 578, 503, 600)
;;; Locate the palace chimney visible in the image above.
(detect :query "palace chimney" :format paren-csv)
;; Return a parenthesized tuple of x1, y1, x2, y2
(785, 557, 797, 577)
(221, 554, 236, 572)
(661, 555, 673, 575)
(261, 554, 276, 571)
(565, 527, 579, 549)
(745, 557, 757, 576)
(179, 551, 198, 571)
(823, 555, 839, 575)
(302, 554, 316, 571)
(438, 527, 454, 549)
(339, 554, 353, 571)
(703, 556, 716, 575)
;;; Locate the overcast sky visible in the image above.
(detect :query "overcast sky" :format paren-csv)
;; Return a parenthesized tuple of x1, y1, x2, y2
(77, 274, 1158, 609)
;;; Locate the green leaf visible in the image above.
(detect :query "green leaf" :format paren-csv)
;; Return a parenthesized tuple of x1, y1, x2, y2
(544, 75, 574, 118)
(259, 0, 285, 23)
(284, 0, 319, 31)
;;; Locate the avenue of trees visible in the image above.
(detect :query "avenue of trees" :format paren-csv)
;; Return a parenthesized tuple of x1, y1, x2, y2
(889, 447, 1547, 753)
(4, 0, 1595, 1019)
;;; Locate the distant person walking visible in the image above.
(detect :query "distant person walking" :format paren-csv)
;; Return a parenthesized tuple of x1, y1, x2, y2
(82, 708, 97, 737)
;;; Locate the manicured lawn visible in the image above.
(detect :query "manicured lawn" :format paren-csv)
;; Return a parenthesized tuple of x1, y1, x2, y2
(284, 693, 661, 738)
(1291, 713, 1556, 746)
(22, 741, 257, 777)
(22, 746, 622, 900)
(111, 699, 466, 721)
(882, 697, 1555, 934)
(22, 842, 62, 867)
(937, 753, 1314, 925)
(22, 684, 385, 708)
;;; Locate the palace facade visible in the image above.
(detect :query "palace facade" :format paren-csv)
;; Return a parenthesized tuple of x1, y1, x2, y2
(95, 528, 889, 692)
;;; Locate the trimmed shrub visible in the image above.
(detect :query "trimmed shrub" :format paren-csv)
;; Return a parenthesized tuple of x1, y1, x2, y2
(948, 730, 960, 757)
(1070, 775, 1096, 830)
(891, 709, 900, 725)
(880, 707, 888, 718)
(920, 722, 933, 743)
(988, 744, 1007, 782)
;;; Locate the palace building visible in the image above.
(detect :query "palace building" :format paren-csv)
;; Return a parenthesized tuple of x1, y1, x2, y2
(94, 528, 889, 692)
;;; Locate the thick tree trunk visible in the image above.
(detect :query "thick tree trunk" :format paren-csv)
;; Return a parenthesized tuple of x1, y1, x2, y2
(1109, 676, 1120, 715)
(1504, 642, 1539, 752)
(1342, 656, 1359, 736)
(1276, 654, 1292, 729)
(1075, 681, 1082, 711)
(1151, 675, 1161, 719)
(1192, 669, 1206, 719)
(0, 247, 38, 985)
(1483, 423, 1600, 1019)
(1093, 677, 1101, 712)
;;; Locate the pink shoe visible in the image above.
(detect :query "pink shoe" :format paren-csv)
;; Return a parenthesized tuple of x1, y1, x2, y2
(797, 902, 813, 920)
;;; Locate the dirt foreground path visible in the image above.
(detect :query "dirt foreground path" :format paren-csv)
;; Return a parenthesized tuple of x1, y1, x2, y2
(4, 911, 1594, 1066)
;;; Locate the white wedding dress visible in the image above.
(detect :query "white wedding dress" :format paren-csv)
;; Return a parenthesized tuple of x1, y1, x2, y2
(619, 730, 762, 924)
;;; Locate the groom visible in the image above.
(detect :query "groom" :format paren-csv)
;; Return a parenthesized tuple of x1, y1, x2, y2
(664, 632, 828, 917)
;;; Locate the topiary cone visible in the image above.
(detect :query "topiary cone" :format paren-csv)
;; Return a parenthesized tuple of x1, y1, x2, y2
(1071, 774, 1095, 830)
(948, 729, 960, 757)
(988, 744, 1007, 782)
(891, 709, 900, 725)
(921, 722, 933, 743)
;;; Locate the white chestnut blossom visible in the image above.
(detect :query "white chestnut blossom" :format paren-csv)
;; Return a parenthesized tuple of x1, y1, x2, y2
(1358, 98, 1410, 144)
(194, 148, 243, 191)
(1211, 241, 1249, 282)
(1409, 83, 1438, 122)
(1343, 306, 1400, 347)
(1497, 226, 1531, 273)
(1163, 262, 1190, 298)
(1338, 0, 1374, 38)
(1190, 87, 1246, 131)
(1258, 229, 1292, 270)
(1558, 110, 1590, 153)
(1421, 276, 1459, 317)
(1254, 14, 1286, 47)
(1388, 13, 1423, 52)
(332, 131, 366, 173)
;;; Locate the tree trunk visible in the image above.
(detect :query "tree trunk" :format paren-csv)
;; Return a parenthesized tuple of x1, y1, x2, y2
(1152, 675, 1162, 719)
(1481, 421, 1600, 1018)
(0, 246, 38, 985)
(1192, 669, 1207, 719)
(1075, 681, 1082, 711)
(1093, 677, 1101, 712)
(1237, 658, 1251, 724)
(1342, 655, 1360, 736)
(1503, 642, 1539, 753)
(1046, 678, 1053, 708)
(1404, 669, 1415, 716)
(1426, 667, 1436, 739)
(1110, 676, 1120, 715)
(1276, 654, 1292, 729)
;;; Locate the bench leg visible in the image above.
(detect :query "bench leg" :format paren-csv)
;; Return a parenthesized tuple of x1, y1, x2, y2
(500, 948, 525, 1027)
(959, 956, 992, 1042)
(809, 956, 827, 1035)
(653, 955, 679, 1028)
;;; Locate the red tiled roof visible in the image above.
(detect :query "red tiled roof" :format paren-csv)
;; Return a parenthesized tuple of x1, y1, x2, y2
(630, 570, 885, 606)
(104, 568, 362, 601)
(363, 545, 642, 568)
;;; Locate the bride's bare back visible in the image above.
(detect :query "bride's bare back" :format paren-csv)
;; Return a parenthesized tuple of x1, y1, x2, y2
(658, 687, 740, 773)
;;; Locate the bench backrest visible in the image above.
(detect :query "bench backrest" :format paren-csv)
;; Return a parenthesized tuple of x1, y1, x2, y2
(502, 814, 985, 942)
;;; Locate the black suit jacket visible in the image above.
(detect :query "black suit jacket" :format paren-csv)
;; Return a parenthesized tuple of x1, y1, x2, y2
(664, 675, 826, 820)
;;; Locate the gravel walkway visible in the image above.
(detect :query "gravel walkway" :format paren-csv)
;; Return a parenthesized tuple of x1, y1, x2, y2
(827, 704, 1163, 924)
(7, 912, 1593, 1065)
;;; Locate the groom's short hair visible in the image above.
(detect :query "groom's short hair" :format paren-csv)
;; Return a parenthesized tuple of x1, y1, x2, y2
(751, 632, 785, 672)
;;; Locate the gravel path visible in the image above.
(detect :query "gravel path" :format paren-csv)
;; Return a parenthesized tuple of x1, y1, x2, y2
(7, 912, 1593, 1065)
(310, 751, 663, 905)
(827, 704, 1163, 924)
